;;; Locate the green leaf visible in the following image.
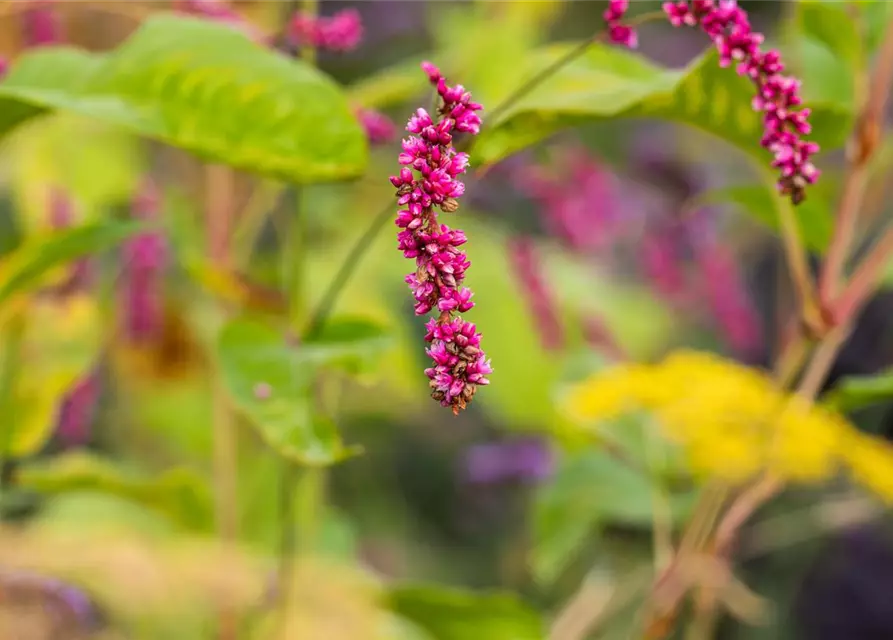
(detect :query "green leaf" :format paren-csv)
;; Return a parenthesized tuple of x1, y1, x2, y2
(824, 370, 893, 413)
(303, 315, 392, 373)
(0, 221, 143, 309)
(347, 58, 429, 109)
(531, 450, 696, 586)
(385, 585, 545, 640)
(0, 15, 368, 182)
(695, 180, 836, 253)
(859, 0, 893, 52)
(217, 316, 356, 465)
(18, 452, 213, 530)
(782, 1, 860, 110)
(473, 43, 850, 169)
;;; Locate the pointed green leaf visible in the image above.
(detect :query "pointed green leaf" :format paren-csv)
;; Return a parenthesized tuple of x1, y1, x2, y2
(824, 370, 893, 413)
(386, 585, 545, 640)
(0, 14, 368, 182)
(0, 221, 144, 309)
(217, 317, 354, 465)
(18, 452, 213, 530)
(473, 43, 851, 169)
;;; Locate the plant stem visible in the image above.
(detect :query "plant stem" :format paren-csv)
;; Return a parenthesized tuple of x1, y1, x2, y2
(819, 13, 893, 305)
(830, 224, 893, 327)
(206, 164, 239, 640)
(277, 2, 320, 633)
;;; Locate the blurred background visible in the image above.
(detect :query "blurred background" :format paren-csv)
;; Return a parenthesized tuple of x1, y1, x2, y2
(1, 1, 893, 639)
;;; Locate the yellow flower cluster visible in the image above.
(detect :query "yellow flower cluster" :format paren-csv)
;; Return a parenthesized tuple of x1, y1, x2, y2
(564, 350, 893, 498)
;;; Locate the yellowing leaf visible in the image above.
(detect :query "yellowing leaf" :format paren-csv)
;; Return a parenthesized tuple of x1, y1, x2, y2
(5, 294, 103, 456)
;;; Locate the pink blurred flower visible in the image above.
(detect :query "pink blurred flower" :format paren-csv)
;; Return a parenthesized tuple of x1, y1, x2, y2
(695, 237, 762, 355)
(514, 147, 623, 254)
(289, 8, 363, 53)
(120, 181, 168, 344)
(357, 107, 396, 145)
(506, 236, 564, 351)
(175, 0, 267, 43)
(55, 373, 100, 448)
(22, 0, 60, 47)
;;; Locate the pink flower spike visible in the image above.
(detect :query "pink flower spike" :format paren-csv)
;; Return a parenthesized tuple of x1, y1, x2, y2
(660, 0, 819, 204)
(390, 63, 488, 414)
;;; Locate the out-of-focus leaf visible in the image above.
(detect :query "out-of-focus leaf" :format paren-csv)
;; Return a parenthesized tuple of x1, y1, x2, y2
(860, 1, 893, 52)
(695, 180, 835, 253)
(824, 370, 893, 413)
(7, 114, 144, 236)
(531, 450, 696, 586)
(0, 15, 368, 182)
(0, 221, 144, 309)
(385, 585, 545, 640)
(303, 315, 392, 373)
(217, 316, 355, 465)
(473, 44, 850, 168)
(183, 257, 287, 315)
(18, 452, 213, 531)
(3, 295, 103, 457)
(347, 58, 430, 110)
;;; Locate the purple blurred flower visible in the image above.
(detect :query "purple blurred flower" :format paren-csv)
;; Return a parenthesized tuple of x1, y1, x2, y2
(506, 236, 564, 351)
(120, 181, 167, 345)
(55, 372, 100, 448)
(0, 568, 102, 632)
(0, 57, 7, 78)
(22, 0, 60, 47)
(357, 107, 397, 145)
(661, 0, 819, 203)
(465, 437, 554, 485)
(289, 8, 363, 53)
(391, 62, 490, 414)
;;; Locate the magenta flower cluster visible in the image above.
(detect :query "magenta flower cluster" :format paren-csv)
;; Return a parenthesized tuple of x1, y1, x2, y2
(289, 8, 363, 53)
(356, 107, 397, 145)
(604, 0, 637, 49)
(604, 0, 819, 204)
(390, 62, 491, 414)
(662, 0, 818, 203)
(120, 181, 168, 344)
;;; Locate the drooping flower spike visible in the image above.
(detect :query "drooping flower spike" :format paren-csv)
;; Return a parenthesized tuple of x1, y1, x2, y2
(605, 0, 819, 204)
(390, 62, 491, 414)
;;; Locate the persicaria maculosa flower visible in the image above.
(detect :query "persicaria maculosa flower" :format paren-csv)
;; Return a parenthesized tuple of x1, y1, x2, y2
(390, 62, 491, 414)
(660, 0, 819, 204)
(604, 0, 637, 48)
(55, 372, 100, 448)
(289, 8, 363, 53)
